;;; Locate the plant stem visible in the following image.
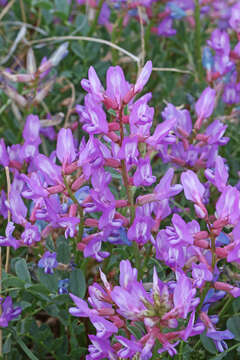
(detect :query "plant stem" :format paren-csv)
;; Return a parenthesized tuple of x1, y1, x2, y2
(194, 0, 203, 81)
(218, 296, 233, 318)
(88, 0, 105, 37)
(111, 14, 124, 65)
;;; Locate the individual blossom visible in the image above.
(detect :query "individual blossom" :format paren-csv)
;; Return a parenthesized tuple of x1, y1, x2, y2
(21, 222, 41, 246)
(56, 128, 76, 168)
(205, 155, 228, 192)
(133, 156, 156, 186)
(137, 167, 182, 206)
(0, 138, 9, 167)
(77, 100, 108, 135)
(0, 222, 20, 250)
(216, 186, 240, 225)
(83, 236, 110, 262)
(58, 279, 69, 294)
(118, 136, 139, 167)
(194, 87, 216, 130)
(181, 170, 208, 218)
(0, 296, 21, 327)
(38, 251, 58, 274)
(192, 263, 213, 288)
(127, 206, 154, 245)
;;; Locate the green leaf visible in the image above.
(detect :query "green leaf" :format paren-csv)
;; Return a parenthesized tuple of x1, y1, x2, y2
(57, 241, 70, 264)
(127, 325, 142, 340)
(54, 0, 70, 17)
(69, 268, 86, 298)
(227, 316, 240, 340)
(16, 338, 39, 360)
(3, 334, 11, 354)
(2, 276, 24, 288)
(200, 332, 217, 354)
(34, 1, 53, 9)
(36, 269, 58, 292)
(71, 42, 85, 60)
(15, 259, 31, 284)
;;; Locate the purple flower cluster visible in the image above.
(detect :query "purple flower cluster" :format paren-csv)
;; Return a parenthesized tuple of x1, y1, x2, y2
(1, 56, 240, 355)
(203, 6, 240, 106)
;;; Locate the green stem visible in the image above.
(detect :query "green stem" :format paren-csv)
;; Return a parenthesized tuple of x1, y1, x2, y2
(194, 0, 203, 81)
(218, 295, 233, 318)
(111, 14, 124, 65)
(88, 0, 105, 37)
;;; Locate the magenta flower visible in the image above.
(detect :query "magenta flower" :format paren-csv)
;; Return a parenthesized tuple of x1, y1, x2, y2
(133, 157, 156, 186)
(84, 236, 110, 262)
(127, 206, 154, 245)
(181, 170, 207, 218)
(0, 138, 9, 167)
(56, 128, 76, 167)
(118, 136, 139, 167)
(192, 263, 213, 288)
(21, 222, 41, 246)
(207, 29, 230, 55)
(0, 222, 20, 250)
(194, 87, 216, 130)
(38, 251, 58, 274)
(205, 156, 228, 192)
(216, 186, 240, 225)
(134, 60, 152, 94)
(0, 296, 21, 327)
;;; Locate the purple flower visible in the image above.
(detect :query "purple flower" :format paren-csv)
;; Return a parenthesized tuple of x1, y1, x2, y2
(146, 117, 176, 148)
(9, 188, 27, 225)
(87, 336, 117, 360)
(229, 3, 240, 33)
(56, 128, 76, 167)
(23, 114, 41, 144)
(137, 168, 182, 205)
(58, 279, 69, 294)
(34, 154, 62, 185)
(194, 87, 216, 130)
(127, 206, 154, 245)
(118, 136, 139, 167)
(38, 251, 58, 274)
(205, 156, 228, 192)
(84, 236, 109, 262)
(76, 100, 108, 135)
(116, 336, 142, 359)
(181, 170, 207, 218)
(192, 263, 213, 288)
(90, 315, 118, 338)
(21, 222, 41, 246)
(106, 66, 130, 108)
(69, 293, 98, 317)
(0, 296, 21, 327)
(119, 259, 138, 290)
(81, 66, 104, 101)
(0, 222, 20, 250)
(216, 186, 240, 225)
(172, 271, 199, 318)
(207, 329, 234, 352)
(133, 157, 156, 186)
(165, 214, 194, 246)
(0, 138, 9, 167)
(134, 60, 152, 94)
(207, 29, 230, 55)
(157, 18, 177, 37)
